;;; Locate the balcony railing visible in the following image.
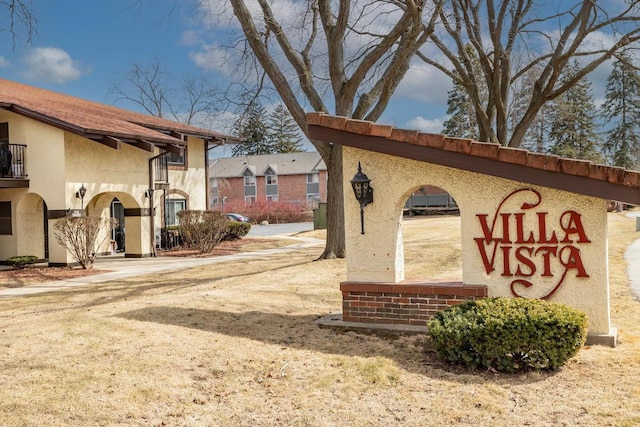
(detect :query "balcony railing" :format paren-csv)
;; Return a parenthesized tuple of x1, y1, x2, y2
(0, 143, 27, 179)
(153, 154, 168, 183)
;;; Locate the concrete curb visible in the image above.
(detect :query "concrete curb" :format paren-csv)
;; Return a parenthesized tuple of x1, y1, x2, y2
(624, 213, 640, 300)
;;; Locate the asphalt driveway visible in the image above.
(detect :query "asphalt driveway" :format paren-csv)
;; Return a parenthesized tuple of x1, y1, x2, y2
(247, 222, 314, 237)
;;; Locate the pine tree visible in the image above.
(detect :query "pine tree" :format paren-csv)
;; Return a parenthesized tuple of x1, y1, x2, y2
(601, 53, 640, 169)
(231, 102, 273, 156)
(267, 104, 304, 153)
(442, 45, 482, 139)
(515, 65, 553, 153)
(548, 61, 602, 162)
(442, 79, 479, 139)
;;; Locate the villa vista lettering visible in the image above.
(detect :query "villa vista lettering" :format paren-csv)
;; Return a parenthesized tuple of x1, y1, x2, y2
(474, 188, 590, 299)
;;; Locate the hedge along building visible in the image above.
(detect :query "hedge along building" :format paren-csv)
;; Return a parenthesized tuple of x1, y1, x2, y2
(308, 112, 640, 347)
(0, 79, 237, 265)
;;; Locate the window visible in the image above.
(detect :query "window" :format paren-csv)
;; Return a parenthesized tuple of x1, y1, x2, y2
(307, 173, 320, 201)
(243, 170, 256, 198)
(167, 149, 185, 165)
(245, 196, 256, 204)
(166, 199, 186, 226)
(0, 123, 8, 143)
(0, 201, 11, 235)
(265, 168, 278, 199)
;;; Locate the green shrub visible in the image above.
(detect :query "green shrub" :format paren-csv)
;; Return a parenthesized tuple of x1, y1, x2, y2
(427, 298, 588, 373)
(223, 220, 251, 241)
(7, 255, 38, 270)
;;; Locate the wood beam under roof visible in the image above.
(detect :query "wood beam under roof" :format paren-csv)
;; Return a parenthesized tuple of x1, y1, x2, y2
(132, 139, 155, 152)
(99, 136, 122, 149)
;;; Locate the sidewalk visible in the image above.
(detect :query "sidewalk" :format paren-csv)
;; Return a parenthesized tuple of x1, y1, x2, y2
(626, 212, 640, 299)
(0, 236, 323, 298)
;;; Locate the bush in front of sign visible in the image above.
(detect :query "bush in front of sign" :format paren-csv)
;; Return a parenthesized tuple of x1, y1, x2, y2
(427, 298, 588, 373)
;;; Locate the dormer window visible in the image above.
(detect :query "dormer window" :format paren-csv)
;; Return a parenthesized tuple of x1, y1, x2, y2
(264, 166, 278, 202)
(243, 168, 256, 203)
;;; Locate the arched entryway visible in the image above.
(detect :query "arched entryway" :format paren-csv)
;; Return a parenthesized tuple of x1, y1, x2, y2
(85, 192, 151, 258)
(15, 192, 47, 260)
(401, 186, 462, 281)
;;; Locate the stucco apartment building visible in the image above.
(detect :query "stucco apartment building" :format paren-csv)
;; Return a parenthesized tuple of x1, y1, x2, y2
(0, 78, 236, 265)
(209, 152, 327, 209)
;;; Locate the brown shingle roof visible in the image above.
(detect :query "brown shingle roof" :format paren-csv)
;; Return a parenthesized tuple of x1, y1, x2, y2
(0, 78, 237, 145)
(307, 112, 640, 205)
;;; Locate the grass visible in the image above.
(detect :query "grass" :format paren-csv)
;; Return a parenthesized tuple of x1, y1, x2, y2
(0, 213, 639, 426)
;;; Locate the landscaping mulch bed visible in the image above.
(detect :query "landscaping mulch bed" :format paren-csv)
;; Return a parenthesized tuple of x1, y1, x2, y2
(0, 266, 107, 288)
(157, 238, 277, 258)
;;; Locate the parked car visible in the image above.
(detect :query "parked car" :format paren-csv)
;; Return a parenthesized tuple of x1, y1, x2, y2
(226, 213, 250, 223)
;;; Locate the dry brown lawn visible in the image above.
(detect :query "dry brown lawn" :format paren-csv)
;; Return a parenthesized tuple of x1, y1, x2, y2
(0, 213, 639, 426)
(0, 238, 290, 289)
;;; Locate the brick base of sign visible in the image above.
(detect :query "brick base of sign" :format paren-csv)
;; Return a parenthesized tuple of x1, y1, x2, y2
(340, 280, 488, 326)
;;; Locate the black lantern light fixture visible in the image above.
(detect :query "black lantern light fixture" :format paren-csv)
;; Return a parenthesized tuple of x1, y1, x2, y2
(350, 162, 373, 234)
(75, 184, 87, 209)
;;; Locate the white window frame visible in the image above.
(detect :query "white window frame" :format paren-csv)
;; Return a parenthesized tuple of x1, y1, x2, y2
(166, 199, 186, 226)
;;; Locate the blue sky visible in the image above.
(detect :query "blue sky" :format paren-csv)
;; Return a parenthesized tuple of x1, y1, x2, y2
(0, 0, 449, 147)
(0, 0, 616, 154)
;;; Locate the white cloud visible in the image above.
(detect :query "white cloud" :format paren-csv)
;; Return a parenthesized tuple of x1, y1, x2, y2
(21, 47, 87, 84)
(396, 63, 452, 105)
(405, 116, 444, 134)
(180, 30, 201, 46)
(0, 56, 9, 68)
(189, 44, 236, 76)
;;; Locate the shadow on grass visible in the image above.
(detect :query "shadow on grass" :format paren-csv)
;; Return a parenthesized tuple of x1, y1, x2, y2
(1, 255, 319, 313)
(116, 305, 557, 384)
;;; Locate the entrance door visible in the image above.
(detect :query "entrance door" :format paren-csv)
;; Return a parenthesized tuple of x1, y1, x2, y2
(110, 198, 125, 251)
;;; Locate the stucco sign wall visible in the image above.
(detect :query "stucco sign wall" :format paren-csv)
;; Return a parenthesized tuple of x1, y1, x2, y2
(307, 112, 640, 347)
(475, 188, 591, 300)
(340, 146, 613, 342)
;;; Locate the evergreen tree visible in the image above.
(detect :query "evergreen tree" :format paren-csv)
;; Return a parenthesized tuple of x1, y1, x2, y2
(521, 102, 553, 153)
(442, 79, 479, 139)
(267, 104, 304, 153)
(514, 65, 552, 153)
(442, 45, 482, 139)
(601, 53, 640, 169)
(231, 102, 273, 156)
(548, 61, 602, 162)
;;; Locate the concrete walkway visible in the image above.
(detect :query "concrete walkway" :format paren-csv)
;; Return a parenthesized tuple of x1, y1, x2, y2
(0, 236, 323, 299)
(626, 212, 640, 299)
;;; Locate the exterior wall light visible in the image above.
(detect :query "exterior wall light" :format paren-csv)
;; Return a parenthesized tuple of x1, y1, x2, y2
(145, 188, 155, 199)
(75, 184, 87, 209)
(350, 162, 373, 234)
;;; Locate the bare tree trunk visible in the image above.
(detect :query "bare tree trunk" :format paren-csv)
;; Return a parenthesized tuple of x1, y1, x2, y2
(316, 143, 345, 259)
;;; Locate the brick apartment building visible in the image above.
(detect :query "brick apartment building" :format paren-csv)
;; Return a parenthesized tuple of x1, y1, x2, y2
(209, 152, 327, 209)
